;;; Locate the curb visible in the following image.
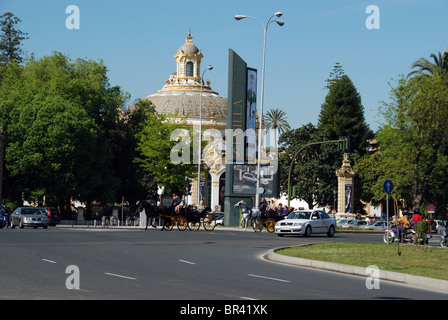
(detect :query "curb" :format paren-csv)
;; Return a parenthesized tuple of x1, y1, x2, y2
(267, 247, 448, 294)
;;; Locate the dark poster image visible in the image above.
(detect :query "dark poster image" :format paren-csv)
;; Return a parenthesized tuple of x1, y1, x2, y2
(232, 164, 274, 195)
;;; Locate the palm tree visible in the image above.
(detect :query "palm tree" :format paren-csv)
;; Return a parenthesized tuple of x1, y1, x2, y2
(408, 48, 448, 79)
(263, 108, 291, 146)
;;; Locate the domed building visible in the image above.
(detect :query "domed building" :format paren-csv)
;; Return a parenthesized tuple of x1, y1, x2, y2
(143, 31, 228, 211)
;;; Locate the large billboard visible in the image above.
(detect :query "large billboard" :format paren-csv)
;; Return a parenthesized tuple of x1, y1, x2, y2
(224, 49, 279, 226)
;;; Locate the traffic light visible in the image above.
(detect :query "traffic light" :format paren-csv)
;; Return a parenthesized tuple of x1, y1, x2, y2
(338, 136, 350, 152)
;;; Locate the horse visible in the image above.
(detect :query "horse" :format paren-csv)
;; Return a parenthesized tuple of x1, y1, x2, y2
(234, 200, 253, 231)
(138, 200, 158, 231)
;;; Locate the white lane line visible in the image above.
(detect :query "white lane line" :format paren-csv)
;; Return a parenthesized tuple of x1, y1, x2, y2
(247, 273, 290, 283)
(104, 272, 136, 280)
(241, 296, 257, 300)
(42, 259, 57, 264)
(179, 259, 196, 265)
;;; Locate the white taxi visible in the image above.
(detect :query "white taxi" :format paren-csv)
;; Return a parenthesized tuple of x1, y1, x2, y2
(275, 210, 336, 237)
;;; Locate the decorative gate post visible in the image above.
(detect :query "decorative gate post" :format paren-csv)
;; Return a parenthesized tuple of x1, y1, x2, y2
(335, 153, 356, 218)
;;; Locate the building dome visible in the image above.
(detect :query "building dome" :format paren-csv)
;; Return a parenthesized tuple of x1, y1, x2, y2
(178, 32, 200, 55)
(145, 91, 227, 119)
(143, 31, 227, 122)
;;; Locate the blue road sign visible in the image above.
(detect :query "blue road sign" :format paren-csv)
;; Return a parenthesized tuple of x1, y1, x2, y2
(383, 179, 394, 194)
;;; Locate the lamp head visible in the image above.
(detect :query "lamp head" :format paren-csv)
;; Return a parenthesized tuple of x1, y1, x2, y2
(276, 20, 285, 26)
(234, 15, 246, 20)
(275, 12, 283, 17)
(207, 65, 213, 70)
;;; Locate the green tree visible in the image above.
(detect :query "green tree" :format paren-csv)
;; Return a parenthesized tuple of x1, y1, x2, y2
(324, 62, 345, 90)
(0, 53, 128, 213)
(264, 108, 291, 146)
(356, 74, 448, 211)
(408, 48, 448, 79)
(378, 75, 448, 210)
(317, 71, 373, 212)
(0, 12, 28, 65)
(318, 74, 372, 153)
(279, 123, 335, 209)
(135, 106, 195, 194)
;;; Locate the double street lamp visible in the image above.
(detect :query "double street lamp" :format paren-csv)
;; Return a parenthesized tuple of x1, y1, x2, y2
(234, 12, 284, 211)
(197, 65, 213, 206)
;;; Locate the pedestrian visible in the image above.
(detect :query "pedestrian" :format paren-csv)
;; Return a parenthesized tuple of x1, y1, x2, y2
(412, 208, 423, 226)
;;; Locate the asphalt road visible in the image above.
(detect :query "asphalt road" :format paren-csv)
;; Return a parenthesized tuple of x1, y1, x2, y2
(1, 226, 447, 302)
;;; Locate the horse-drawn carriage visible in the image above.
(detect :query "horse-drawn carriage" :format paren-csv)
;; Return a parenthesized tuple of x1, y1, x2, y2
(139, 200, 216, 232)
(234, 200, 280, 233)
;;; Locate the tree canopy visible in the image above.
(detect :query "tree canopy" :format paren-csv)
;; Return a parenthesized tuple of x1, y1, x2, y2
(0, 12, 28, 65)
(0, 53, 143, 212)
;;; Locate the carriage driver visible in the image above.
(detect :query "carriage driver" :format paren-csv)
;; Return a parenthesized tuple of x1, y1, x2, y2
(171, 194, 180, 211)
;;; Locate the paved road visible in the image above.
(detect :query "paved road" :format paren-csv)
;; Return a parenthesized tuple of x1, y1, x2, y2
(1, 226, 447, 302)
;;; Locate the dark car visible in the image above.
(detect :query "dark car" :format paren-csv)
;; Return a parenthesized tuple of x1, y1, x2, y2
(10, 207, 48, 229)
(39, 207, 61, 226)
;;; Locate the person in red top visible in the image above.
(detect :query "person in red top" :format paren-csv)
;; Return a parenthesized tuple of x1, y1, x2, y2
(412, 208, 423, 225)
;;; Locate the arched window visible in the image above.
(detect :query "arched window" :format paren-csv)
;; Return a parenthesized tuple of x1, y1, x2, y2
(186, 61, 194, 77)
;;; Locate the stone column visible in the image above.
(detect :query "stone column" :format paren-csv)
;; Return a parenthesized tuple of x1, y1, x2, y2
(335, 153, 356, 217)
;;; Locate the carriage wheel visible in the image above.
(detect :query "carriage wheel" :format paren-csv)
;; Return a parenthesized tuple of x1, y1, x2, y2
(177, 216, 188, 231)
(253, 218, 263, 232)
(188, 220, 200, 231)
(266, 218, 276, 233)
(203, 214, 216, 231)
(164, 217, 174, 231)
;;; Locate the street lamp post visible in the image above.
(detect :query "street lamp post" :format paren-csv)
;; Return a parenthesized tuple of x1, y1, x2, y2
(197, 65, 213, 206)
(234, 12, 284, 211)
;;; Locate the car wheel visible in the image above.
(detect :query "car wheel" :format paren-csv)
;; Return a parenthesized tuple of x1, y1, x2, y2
(10, 220, 15, 229)
(327, 225, 335, 237)
(304, 225, 312, 237)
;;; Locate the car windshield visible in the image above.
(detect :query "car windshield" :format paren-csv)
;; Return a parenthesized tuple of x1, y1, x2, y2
(21, 208, 44, 215)
(286, 211, 311, 220)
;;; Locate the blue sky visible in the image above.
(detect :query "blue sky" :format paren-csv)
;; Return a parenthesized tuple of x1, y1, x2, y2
(2, 0, 448, 132)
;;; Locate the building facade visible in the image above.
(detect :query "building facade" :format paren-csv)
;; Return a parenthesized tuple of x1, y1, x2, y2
(143, 31, 228, 211)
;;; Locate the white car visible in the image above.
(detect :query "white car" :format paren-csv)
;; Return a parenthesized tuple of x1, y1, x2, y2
(275, 210, 336, 237)
(358, 220, 388, 231)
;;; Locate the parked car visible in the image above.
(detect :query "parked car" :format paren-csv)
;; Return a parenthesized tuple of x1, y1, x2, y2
(340, 220, 368, 228)
(359, 219, 387, 231)
(38, 207, 61, 226)
(10, 207, 48, 229)
(275, 209, 336, 237)
(337, 219, 355, 228)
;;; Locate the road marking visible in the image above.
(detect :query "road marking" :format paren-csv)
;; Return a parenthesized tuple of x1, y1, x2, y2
(247, 273, 290, 283)
(179, 259, 196, 265)
(241, 296, 257, 300)
(42, 259, 57, 264)
(104, 272, 136, 280)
